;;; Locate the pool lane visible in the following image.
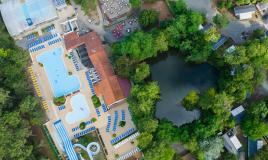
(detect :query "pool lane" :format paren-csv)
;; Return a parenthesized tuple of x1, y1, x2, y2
(37, 47, 80, 97)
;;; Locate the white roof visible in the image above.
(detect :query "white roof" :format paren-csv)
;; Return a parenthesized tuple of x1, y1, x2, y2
(230, 136, 242, 149)
(226, 45, 236, 53)
(231, 105, 245, 117)
(239, 12, 254, 20)
(0, 0, 58, 37)
(257, 140, 264, 150)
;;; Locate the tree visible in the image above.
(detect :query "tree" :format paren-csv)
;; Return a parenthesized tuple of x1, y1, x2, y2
(154, 31, 169, 52)
(252, 144, 268, 160)
(199, 136, 224, 160)
(213, 14, 229, 29)
(252, 28, 265, 39)
(112, 31, 157, 61)
(169, 0, 188, 16)
(130, 0, 141, 8)
(137, 132, 153, 149)
(241, 118, 268, 140)
(114, 55, 136, 78)
(128, 82, 160, 118)
(139, 9, 159, 28)
(132, 62, 150, 83)
(136, 118, 158, 133)
(248, 101, 268, 119)
(0, 48, 8, 58)
(156, 120, 179, 143)
(241, 101, 268, 140)
(182, 90, 199, 111)
(204, 27, 221, 42)
(144, 142, 175, 160)
(219, 151, 237, 160)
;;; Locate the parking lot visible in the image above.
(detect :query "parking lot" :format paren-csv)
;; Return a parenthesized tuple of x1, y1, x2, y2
(104, 17, 140, 43)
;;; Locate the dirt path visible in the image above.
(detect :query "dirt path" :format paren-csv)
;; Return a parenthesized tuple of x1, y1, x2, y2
(31, 125, 57, 159)
(142, 0, 172, 21)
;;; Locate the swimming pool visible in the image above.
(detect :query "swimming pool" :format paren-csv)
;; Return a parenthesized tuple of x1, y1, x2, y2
(66, 94, 91, 124)
(37, 47, 80, 97)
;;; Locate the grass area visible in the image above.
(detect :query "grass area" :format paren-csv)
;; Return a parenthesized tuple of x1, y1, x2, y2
(77, 132, 106, 160)
(91, 95, 101, 108)
(42, 125, 62, 160)
(74, 0, 97, 15)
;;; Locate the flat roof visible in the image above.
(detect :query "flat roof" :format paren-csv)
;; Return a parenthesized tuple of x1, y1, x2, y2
(231, 105, 245, 117)
(0, 0, 58, 37)
(64, 32, 130, 106)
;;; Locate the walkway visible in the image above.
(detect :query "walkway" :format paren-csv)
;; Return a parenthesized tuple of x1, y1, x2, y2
(71, 0, 105, 38)
(185, 0, 217, 22)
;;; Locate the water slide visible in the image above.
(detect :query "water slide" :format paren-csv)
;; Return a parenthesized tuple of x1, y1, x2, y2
(74, 142, 100, 160)
(54, 120, 79, 160)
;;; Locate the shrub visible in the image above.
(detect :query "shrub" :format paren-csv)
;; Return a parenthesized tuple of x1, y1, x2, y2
(38, 62, 43, 67)
(53, 96, 66, 106)
(91, 95, 101, 108)
(79, 122, 86, 130)
(138, 9, 159, 28)
(91, 117, 97, 123)
(119, 121, 126, 127)
(213, 14, 229, 29)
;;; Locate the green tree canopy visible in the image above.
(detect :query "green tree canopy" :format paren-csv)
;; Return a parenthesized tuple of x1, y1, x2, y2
(144, 142, 175, 160)
(200, 136, 224, 160)
(139, 9, 159, 28)
(137, 132, 153, 149)
(213, 14, 229, 29)
(132, 62, 150, 83)
(182, 90, 199, 111)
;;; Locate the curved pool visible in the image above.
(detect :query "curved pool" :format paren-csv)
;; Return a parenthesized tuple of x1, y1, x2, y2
(66, 93, 90, 124)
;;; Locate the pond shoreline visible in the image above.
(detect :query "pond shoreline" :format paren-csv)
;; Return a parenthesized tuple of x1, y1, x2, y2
(149, 53, 219, 126)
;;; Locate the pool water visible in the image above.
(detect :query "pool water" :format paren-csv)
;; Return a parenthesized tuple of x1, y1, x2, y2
(66, 94, 90, 124)
(37, 47, 80, 97)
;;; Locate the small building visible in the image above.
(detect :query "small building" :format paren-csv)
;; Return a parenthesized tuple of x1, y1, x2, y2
(64, 32, 131, 108)
(248, 139, 264, 157)
(223, 129, 243, 155)
(256, 3, 268, 15)
(234, 5, 256, 20)
(231, 105, 245, 123)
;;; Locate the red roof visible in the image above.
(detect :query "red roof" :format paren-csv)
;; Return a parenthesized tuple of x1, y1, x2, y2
(64, 32, 130, 106)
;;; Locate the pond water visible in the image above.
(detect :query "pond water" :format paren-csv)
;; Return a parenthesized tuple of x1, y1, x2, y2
(150, 54, 218, 126)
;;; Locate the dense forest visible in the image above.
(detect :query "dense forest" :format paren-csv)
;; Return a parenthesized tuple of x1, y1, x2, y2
(0, 19, 46, 159)
(112, 0, 268, 159)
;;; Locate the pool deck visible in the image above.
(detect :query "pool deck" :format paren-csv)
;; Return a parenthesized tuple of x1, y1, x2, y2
(30, 34, 140, 160)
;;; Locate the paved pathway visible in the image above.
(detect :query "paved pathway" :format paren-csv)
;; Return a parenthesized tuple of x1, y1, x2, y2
(71, 0, 105, 39)
(185, 0, 217, 22)
(221, 20, 263, 43)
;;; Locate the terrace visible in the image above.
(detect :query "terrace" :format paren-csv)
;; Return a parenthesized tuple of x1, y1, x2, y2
(28, 31, 140, 159)
(99, 0, 131, 21)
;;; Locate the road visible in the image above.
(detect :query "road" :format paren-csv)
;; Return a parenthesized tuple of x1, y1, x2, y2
(185, 0, 217, 22)
(185, 0, 267, 43)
